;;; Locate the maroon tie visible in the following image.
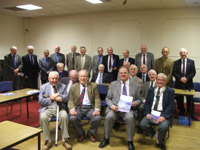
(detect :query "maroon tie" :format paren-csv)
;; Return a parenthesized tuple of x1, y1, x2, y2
(78, 85, 85, 108)
(182, 59, 185, 75)
(109, 55, 112, 70)
(143, 53, 145, 64)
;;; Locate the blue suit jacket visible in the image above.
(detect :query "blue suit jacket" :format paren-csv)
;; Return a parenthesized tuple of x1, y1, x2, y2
(144, 87, 175, 119)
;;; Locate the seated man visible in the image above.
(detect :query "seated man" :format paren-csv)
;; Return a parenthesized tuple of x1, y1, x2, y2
(56, 63, 69, 80)
(99, 66, 141, 150)
(68, 70, 102, 142)
(140, 73, 175, 150)
(39, 71, 71, 150)
(137, 64, 150, 83)
(129, 64, 143, 86)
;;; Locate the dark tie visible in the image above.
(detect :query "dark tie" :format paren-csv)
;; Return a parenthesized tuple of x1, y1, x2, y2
(72, 53, 75, 66)
(182, 59, 185, 75)
(150, 82, 153, 88)
(122, 82, 127, 95)
(153, 88, 160, 110)
(13, 55, 16, 68)
(143, 53, 145, 64)
(30, 55, 34, 64)
(78, 85, 85, 109)
(109, 55, 112, 70)
(53, 86, 57, 93)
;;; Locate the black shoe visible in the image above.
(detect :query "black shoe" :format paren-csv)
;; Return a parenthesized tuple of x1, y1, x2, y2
(128, 141, 135, 150)
(99, 138, 109, 148)
(191, 114, 199, 121)
(159, 143, 166, 150)
(137, 127, 143, 134)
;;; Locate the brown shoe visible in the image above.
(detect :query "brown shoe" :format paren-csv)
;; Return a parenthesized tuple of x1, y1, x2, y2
(78, 134, 85, 142)
(42, 141, 52, 150)
(87, 132, 96, 142)
(62, 141, 72, 150)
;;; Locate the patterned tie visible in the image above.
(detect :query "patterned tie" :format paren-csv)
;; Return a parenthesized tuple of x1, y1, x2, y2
(53, 86, 57, 93)
(150, 82, 153, 88)
(13, 55, 16, 68)
(98, 73, 102, 84)
(182, 59, 185, 75)
(153, 88, 160, 110)
(78, 85, 85, 108)
(122, 82, 127, 95)
(143, 53, 145, 64)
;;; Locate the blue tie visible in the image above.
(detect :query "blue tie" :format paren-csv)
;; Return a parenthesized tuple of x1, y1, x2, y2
(45, 58, 49, 67)
(122, 82, 127, 95)
(98, 73, 102, 84)
(56, 54, 59, 63)
(13, 55, 16, 68)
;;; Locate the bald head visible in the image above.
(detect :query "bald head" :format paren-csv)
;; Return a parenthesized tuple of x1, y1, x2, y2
(69, 70, 78, 83)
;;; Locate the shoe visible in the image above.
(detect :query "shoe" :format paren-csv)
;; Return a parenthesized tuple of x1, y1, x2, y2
(42, 141, 52, 150)
(78, 134, 85, 142)
(62, 141, 72, 150)
(191, 114, 199, 121)
(159, 143, 166, 150)
(128, 141, 135, 150)
(137, 127, 143, 134)
(99, 138, 109, 148)
(87, 132, 96, 142)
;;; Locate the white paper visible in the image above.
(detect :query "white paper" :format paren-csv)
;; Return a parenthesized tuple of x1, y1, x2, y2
(27, 90, 40, 95)
(150, 110, 161, 124)
(118, 95, 133, 112)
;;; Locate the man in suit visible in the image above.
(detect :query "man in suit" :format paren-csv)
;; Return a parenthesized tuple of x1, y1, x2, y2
(66, 45, 80, 71)
(56, 63, 69, 80)
(92, 47, 104, 74)
(140, 73, 175, 150)
(39, 50, 55, 84)
(39, 71, 71, 150)
(129, 64, 143, 86)
(4, 46, 23, 90)
(99, 67, 141, 150)
(91, 64, 112, 84)
(50, 45, 65, 69)
(22, 45, 40, 91)
(75, 46, 92, 75)
(68, 70, 101, 142)
(137, 64, 150, 83)
(118, 50, 135, 68)
(172, 48, 198, 120)
(102, 47, 119, 81)
(135, 44, 154, 72)
(154, 47, 174, 87)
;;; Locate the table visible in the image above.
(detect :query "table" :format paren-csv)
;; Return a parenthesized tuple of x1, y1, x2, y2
(174, 88, 195, 126)
(0, 88, 40, 118)
(0, 121, 42, 150)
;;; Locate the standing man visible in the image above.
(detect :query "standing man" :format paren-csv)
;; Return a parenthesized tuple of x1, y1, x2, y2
(50, 45, 65, 69)
(137, 64, 150, 83)
(135, 44, 154, 72)
(68, 70, 101, 142)
(39, 50, 55, 84)
(4, 46, 23, 90)
(66, 45, 80, 71)
(22, 45, 40, 91)
(140, 73, 175, 150)
(75, 46, 92, 75)
(39, 71, 71, 150)
(99, 67, 141, 150)
(118, 50, 135, 68)
(154, 47, 174, 87)
(102, 47, 119, 81)
(92, 47, 104, 74)
(172, 48, 198, 120)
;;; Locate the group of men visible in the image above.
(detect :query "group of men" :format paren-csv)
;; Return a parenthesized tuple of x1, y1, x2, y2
(3, 44, 198, 150)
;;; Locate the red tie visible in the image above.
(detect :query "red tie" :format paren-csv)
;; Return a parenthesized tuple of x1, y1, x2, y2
(78, 85, 85, 108)
(182, 59, 185, 75)
(109, 55, 112, 70)
(143, 53, 145, 64)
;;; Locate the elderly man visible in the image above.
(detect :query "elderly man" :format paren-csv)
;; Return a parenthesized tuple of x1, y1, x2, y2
(154, 47, 174, 87)
(135, 44, 154, 72)
(39, 50, 55, 84)
(129, 64, 143, 86)
(137, 64, 150, 83)
(4, 46, 23, 90)
(50, 45, 65, 69)
(39, 71, 71, 150)
(172, 48, 198, 120)
(56, 63, 69, 80)
(99, 66, 141, 150)
(68, 70, 101, 142)
(140, 73, 175, 150)
(66, 45, 80, 71)
(92, 47, 104, 74)
(75, 46, 92, 75)
(118, 50, 135, 68)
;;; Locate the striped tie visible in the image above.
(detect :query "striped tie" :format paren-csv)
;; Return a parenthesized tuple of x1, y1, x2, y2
(77, 85, 85, 108)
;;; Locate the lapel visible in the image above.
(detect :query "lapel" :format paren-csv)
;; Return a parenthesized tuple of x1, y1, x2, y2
(162, 87, 168, 107)
(87, 82, 92, 101)
(116, 81, 121, 97)
(186, 59, 190, 74)
(129, 81, 133, 96)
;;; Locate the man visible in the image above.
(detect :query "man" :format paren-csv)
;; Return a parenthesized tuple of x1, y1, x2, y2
(4, 46, 23, 90)
(135, 44, 154, 72)
(22, 45, 40, 91)
(56, 63, 69, 80)
(39, 71, 71, 150)
(39, 50, 55, 84)
(66, 45, 80, 71)
(50, 45, 65, 69)
(140, 73, 175, 150)
(154, 47, 174, 87)
(91, 64, 111, 83)
(92, 47, 104, 74)
(137, 64, 150, 83)
(68, 70, 101, 142)
(129, 64, 143, 86)
(75, 46, 92, 75)
(118, 50, 135, 68)
(172, 48, 198, 120)
(99, 67, 141, 150)
(102, 47, 119, 81)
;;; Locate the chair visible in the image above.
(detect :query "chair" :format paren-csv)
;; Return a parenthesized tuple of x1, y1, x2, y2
(193, 82, 200, 103)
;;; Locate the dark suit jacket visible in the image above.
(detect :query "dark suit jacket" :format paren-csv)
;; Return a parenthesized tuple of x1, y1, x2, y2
(50, 52, 65, 69)
(57, 70, 69, 80)
(22, 54, 39, 79)
(172, 58, 196, 89)
(144, 87, 175, 119)
(118, 57, 135, 68)
(91, 72, 112, 83)
(137, 72, 150, 82)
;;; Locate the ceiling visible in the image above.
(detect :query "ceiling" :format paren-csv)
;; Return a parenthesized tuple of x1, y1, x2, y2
(0, 0, 200, 18)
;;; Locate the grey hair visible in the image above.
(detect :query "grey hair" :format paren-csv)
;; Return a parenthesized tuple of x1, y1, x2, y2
(180, 48, 188, 53)
(157, 73, 167, 80)
(56, 63, 64, 68)
(98, 64, 105, 69)
(49, 71, 59, 79)
(44, 49, 49, 53)
(10, 46, 17, 50)
(78, 69, 88, 78)
(27, 45, 34, 50)
(148, 69, 157, 76)
(129, 64, 138, 71)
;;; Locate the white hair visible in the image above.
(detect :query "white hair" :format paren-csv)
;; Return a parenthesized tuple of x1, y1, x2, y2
(49, 71, 59, 78)
(27, 45, 34, 50)
(180, 48, 188, 53)
(157, 73, 167, 80)
(10, 46, 17, 50)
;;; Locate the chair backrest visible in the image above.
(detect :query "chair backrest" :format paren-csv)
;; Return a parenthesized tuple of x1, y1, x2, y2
(193, 82, 200, 92)
(97, 84, 108, 95)
(0, 81, 12, 92)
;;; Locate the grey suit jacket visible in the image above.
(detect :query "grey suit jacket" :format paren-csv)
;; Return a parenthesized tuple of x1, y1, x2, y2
(106, 80, 141, 114)
(39, 82, 68, 112)
(142, 81, 157, 100)
(92, 55, 103, 74)
(39, 57, 54, 81)
(50, 52, 65, 68)
(135, 52, 154, 71)
(60, 77, 70, 86)
(75, 54, 92, 74)
(66, 52, 80, 71)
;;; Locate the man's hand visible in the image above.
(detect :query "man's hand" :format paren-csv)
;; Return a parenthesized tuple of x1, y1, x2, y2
(111, 105, 118, 112)
(157, 116, 166, 124)
(50, 93, 59, 100)
(113, 67, 117, 70)
(180, 77, 188, 83)
(25, 76, 28, 79)
(93, 110, 100, 116)
(14, 69, 19, 74)
(70, 110, 78, 116)
(131, 101, 136, 107)
(146, 114, 152, 120)
(55, 96, 62, 102)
